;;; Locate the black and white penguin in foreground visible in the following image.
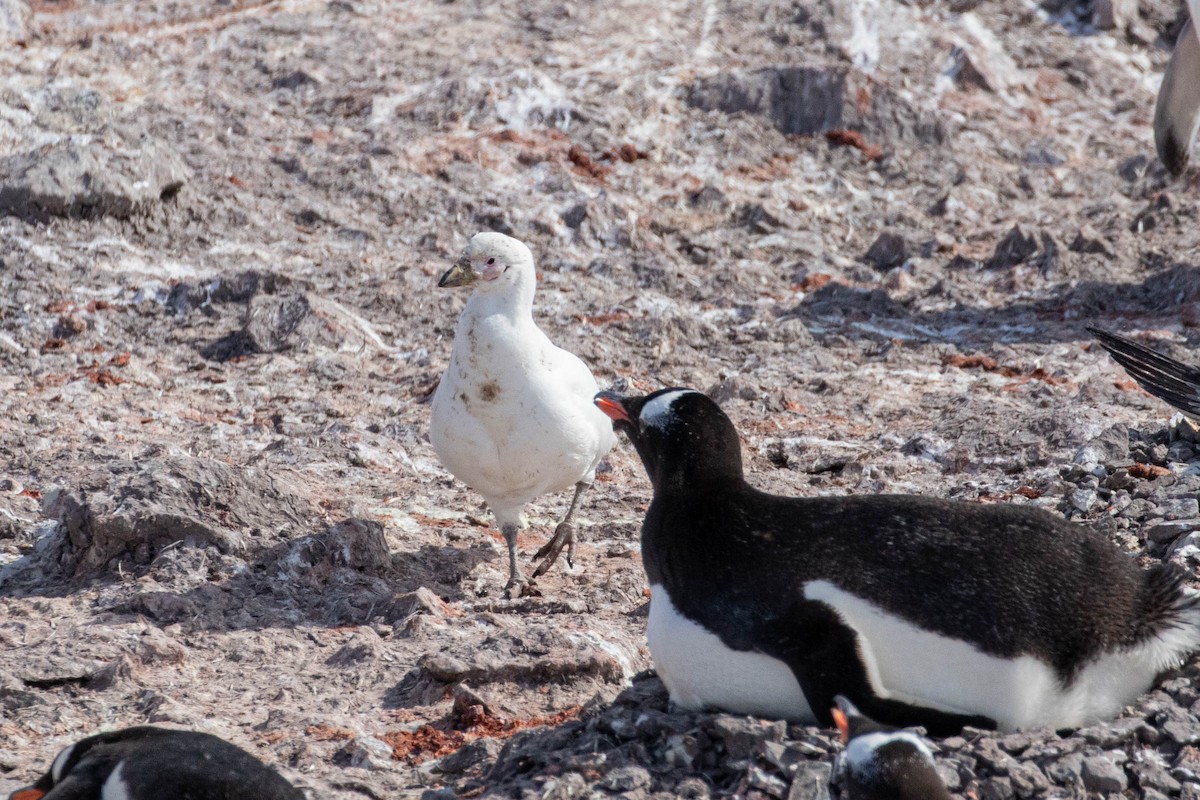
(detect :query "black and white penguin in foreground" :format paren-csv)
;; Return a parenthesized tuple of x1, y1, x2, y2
(594, 388, 1200, 734)
(1089, 327, 1200, 420)
(9, 726, 303, 800)
(831, 695, 951, 800)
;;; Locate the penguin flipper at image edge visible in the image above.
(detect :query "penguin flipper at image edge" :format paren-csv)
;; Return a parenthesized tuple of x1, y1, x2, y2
(1088, 327, 1200, 419)
(596, 388, 1200, 733)
(1154, 0, 1200, 175)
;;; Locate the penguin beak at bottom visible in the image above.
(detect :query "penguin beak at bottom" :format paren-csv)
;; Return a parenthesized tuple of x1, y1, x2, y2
(832, 695, 859, 744)
(11, 788, 45, 800)
(594, 392, 631, 423)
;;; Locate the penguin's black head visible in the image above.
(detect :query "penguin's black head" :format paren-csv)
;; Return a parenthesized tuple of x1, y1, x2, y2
(594, 388, 744, 492)
(831, 696, 951, 800)
(10, 727, 169, 800)
(832, 695, 894, 743)
(11, 726, 303, 800)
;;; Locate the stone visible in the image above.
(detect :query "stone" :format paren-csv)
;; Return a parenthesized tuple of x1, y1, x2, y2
(0, 0, 29, 43)
(595, 761, 650, 791)
(1044, 752, 1085, 786)
(947, 13, 1025, 93)
(1069, 225, 1114, 258)
(1163, 718, 1200, 746)
(863, 231, 909, 270)
(40, 455, 315, 577)
(1081, 755, 1128, 793)
(987, 225, 1039, 269)
(1074, 424, 1129, 465)
(0, 139, 189, 222)
(289, 518, 392, 575)
(687, 66, 941, 143)
(1007, 762, 1051, 798)
(1131, 761, 1183, 794)
(787, 761, 832, 800)
(708, 716, 787, 760)
(977, 776, 1015, 800)
(1093, 0, 1137, 30)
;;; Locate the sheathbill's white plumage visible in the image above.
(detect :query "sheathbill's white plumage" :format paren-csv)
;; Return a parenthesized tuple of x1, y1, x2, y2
(430, 232, 616, 596)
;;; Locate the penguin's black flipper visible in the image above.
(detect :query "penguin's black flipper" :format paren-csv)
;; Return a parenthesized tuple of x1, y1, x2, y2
(761, 600, 997, 737)
(1089, 327, 1200, 419)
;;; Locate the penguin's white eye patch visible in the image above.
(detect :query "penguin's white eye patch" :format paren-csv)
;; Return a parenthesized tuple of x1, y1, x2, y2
(639, 390, 697, 428)
(51, 743, 76, 783)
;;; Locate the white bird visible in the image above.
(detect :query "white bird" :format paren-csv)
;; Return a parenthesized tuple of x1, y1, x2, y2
(1154, 0, 1200, 175)
(430, 232, 616, 597)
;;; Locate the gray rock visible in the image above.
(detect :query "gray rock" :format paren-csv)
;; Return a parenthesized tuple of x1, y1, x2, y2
(934, 761, 962, 791)
(599, 764, 652, 792)
(1147, 520, 1197, 545)
(41, 455, 314, 577)
(1077, 717, 1154, 747)
(333, 735, 394, 770)
(675, 777, 712, 799)
(1069, 225, 1114, 257)
(1163, 718, 1200, 745)
(688, 66, 846, 136)
(1130, 760, 1182, 794)
(1073, 424, 1129, 465)
(977, 776, 1015, 800)
(1081, 755, 1128, 793)
(787, 761, 831, 800)
(864, 232, 909, 270)
(1007, 762, 1050, 798)
(0, 139, 189, 221)
(987, 225, 1039, 269)
(1162, 499, 1200, 520)
(708, 716, 786, 760)
(0, 0, 28, 43)
(1093, 0, 1137, 30)
(746, 763, 790, 797)
(1044, 752, 1085, 786)
(282, 517, 392, 579)
(687, 66, 941, 143)
(973, 738, 1018, 775)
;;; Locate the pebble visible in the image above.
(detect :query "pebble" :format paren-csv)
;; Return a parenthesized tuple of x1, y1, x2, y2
(1007, 762, 1050, 797)
(599, 765, 652, 792)
(977, 776, 1015, 799)
(1081, 755, 1128, 793)
(787, 761, 831, 800)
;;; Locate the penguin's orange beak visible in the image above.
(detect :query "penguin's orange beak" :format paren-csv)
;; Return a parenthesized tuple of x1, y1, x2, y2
(832, 706, 850, 745)
(12, 788, 46, 800)
(594, 392, 630, 422)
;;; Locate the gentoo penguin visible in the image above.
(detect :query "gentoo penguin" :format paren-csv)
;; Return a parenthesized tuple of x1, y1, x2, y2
(831, 695, 952, 800)
(1089, 327, 1200, 420)
(1154, 0, 1200, 175)
(430, 232, 616, 596)
(9, 726, 303, 800)
(594, 387, 1200, 733)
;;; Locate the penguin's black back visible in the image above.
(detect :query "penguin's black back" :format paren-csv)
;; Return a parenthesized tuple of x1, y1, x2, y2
(19, 726, 303, 800)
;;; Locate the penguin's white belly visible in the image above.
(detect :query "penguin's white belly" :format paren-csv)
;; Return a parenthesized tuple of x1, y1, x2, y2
(805, 580, 1199, 731)
(647, 584, 816, 722)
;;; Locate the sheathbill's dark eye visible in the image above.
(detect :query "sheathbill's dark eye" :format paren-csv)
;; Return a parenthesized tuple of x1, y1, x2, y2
(487, 258, 495, 265)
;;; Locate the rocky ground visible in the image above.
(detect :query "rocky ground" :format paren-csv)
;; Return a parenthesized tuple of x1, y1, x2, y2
(1, 0, 1199, 797)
